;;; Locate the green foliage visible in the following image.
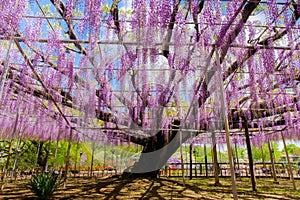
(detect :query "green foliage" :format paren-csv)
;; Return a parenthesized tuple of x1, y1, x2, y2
(0, 140, 37, 170)
(252, 143, 281, 162)
(15, 140, 37, 169)
(27, 171, 63, 200)
(193, 146, 213, 163)
(0, 139, 142, 172)
(284, 143, 300, 155)
(272, 143, 281, 162)
(41, 4, 52, 15)
(48, 140, 80, 168)
(236, 147, 248, 161)
(252, 143, 268, 162)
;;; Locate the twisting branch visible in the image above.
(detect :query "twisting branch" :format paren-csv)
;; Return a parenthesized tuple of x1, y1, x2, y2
(15, 31, 86, 88)
(162, 0, 182, 58)
(219, 0, 260, 63)
(14, 40, 71, 127)
(49, 0, 86, 55)
(110, 0, 120, 33)
(194, 1, 260, 110)
(217, 0, 247, 47)
(192, 0, 204, 42)
(110, 0, 150, 125)
(3, 65, 73, 108)
(224, 2, 300, 81)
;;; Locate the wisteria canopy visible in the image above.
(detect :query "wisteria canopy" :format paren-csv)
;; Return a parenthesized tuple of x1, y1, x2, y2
(1, 0, 300, 174)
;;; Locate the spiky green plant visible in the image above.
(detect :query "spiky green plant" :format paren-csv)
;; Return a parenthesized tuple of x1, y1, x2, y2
(27, 171, 63, 200)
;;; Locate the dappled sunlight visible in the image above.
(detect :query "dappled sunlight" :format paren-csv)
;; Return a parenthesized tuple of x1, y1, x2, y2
(1, 177, 300, 199)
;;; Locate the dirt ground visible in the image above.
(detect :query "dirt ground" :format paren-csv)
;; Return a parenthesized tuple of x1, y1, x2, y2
(1, 176, 300, 199)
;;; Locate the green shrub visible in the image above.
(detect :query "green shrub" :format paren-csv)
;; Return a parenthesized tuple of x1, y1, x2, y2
(27, 171, 63, 200)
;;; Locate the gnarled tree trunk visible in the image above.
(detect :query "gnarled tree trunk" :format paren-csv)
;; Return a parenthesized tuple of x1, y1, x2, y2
(123, 120, 195, 178)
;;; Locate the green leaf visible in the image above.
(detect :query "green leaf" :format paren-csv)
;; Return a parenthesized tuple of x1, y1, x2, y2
(41, 4, 51, 16)
(27, 172, 63, 199)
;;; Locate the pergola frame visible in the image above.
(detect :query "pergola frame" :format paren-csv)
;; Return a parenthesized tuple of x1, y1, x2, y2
(1, 0, 300, 196)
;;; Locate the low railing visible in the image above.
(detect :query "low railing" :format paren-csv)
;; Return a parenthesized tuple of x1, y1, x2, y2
(0, 169, 122, 181)
(160, 162, 300, 178)
(0, 162, 299, 180)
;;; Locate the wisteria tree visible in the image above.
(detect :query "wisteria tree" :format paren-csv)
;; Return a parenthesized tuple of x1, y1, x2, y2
(1, 0, 300, 178)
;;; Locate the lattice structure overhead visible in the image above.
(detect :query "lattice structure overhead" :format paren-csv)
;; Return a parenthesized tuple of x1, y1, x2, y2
(0, 0, 300, 146)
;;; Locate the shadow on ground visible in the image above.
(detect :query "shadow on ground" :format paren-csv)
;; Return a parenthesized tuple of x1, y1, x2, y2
(0, 176, 300, 199)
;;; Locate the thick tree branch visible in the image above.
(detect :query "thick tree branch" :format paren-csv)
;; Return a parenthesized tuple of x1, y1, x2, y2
(49, 0, 86, 55)
(219, 0, 260, 63)
(162, 0, 182, 58)
(224, 2, 300, 81)
(14, 40, 71, 126)
(192, 0, 205, 42)
(194, 1, 259, 110)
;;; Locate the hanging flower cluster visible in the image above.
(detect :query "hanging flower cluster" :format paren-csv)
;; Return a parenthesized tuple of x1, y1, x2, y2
(0, 0, 299, 149)
(0, 0, 28, 36)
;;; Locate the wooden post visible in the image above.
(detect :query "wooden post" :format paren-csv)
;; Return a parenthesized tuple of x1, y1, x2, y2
(218, 144, 221, 163)
(242, 116, 257, 191)
(179, 131, 185, 186)
(103, 142, 106, 176)
(64, 127, 73, 185)
(261, 145, 266, 168)
(267, 140, 278, 183)
(194, 146, 197, 177)
(79, 151, 83, 175)
(74, 140, 80, 177)
(281, 131, 296, 190)
(12, 137, 21, 175)
(44, 138, 51, 172)
(34, 143, 43, 175)
(216, 49, 238, 199)
(1, 111, 19, 190)
(53, 136, 59, 170)
(189, 143, 193, 180)
(204, 144, 208, 177)
(90, 141, 95, 177)
(235, 142, 240, 170)
(212, 131, 220, 185)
